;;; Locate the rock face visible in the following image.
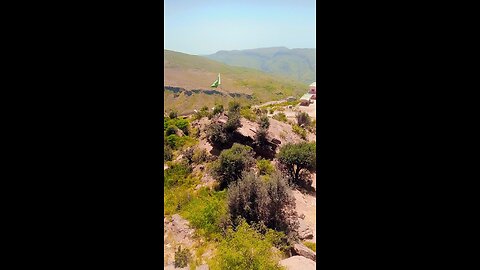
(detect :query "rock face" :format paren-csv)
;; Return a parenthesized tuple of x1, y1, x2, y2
(279, 256, 316, 270)
(297, 218, 314, 240)
(292, 243, 316, 262)
(164, 214, 196, 266)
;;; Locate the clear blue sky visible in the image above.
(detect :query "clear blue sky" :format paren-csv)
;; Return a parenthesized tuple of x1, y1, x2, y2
(164, 0, 316, 55)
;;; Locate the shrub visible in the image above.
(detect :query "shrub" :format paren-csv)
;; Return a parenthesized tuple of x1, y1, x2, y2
(277, 142, 316, 185)
(257, 159, 274, 175)
(292, 124, 307, 140)
(213, 104, 224, 115)
(192, 148, 208, 164)
(183, 148, 194, 164)
(296, 111, 311, 127)
(228, 101, 241, 113)
(254, 127, 269, 147)
(228, 171, 298, 236)
(169, 110, 178, 119)
(258, 115, 270, 130)
(240, 107, 257, 121)
(206, 123, 228, 145)
(164, 145, 173, 161)
(209, 220, 283, 270)
(273, 112, 288, 123)
(165, 125, 177, 136)
(211, 143, 255, 189)
(174, 246, 191, 268)
(224, 111, 241, 133)
(166, 134, 179, 148)
(174, 118, 189, 135)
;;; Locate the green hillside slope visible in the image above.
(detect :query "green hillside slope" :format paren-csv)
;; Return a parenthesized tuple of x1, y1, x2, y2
(164, 50, 308, 114)
(204, 47, 316, 84)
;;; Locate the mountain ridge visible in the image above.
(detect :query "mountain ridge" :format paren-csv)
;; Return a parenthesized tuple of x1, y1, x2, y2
(204, 47, 316, 84)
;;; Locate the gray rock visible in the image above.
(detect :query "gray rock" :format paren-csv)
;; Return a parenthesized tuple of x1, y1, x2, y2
(279, 256, 316, 270)
(293, 243, 316, 262)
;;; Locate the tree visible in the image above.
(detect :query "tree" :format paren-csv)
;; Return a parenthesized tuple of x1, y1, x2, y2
(276, 142, 316, 185)
(295, 111, 311, 127)
(206, 122, 228, 145)
(211, 143, 255, 188)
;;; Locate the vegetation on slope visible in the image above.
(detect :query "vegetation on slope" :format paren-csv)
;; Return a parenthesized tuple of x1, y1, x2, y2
(164, 49, 308, 114)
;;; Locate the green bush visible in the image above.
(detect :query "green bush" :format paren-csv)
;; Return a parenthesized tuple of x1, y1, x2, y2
(257, 159, 274, 175)
(209, 220, 283, 270)
(206, 122, 228, 145)
(211, 143, 255, 189)
(192, 148, 208, 164)
(228, 171, 298, 235)
(292, 124, 307, 140)
(241, 107, 257, 121)
(213, 104, 224, 115)
(272, 113, 288, 123)
(258, 115, 270, 130)
(295, 112, 311, 127)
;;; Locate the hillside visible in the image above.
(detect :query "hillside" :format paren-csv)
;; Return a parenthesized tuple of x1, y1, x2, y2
(204, 47, 316, 85)
(164, 50, 308, 115)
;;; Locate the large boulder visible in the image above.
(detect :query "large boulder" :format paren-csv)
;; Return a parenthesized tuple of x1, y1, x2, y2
(279, 256, 316, 270)
(297, 218, 314, 240)
(293, 243, 316, 262)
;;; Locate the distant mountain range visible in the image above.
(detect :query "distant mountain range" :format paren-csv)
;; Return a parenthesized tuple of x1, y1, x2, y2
(164, 49, 308, 115)
(204, 47, 315, 85)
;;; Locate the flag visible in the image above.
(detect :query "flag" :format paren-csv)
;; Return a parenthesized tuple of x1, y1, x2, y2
(210, 73, 221, 88)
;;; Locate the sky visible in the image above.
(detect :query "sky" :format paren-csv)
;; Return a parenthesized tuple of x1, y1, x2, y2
(164, 0, 316, 55)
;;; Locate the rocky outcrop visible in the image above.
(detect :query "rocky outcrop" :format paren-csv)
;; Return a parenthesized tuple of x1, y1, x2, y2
(297, 218, 314, 240)
(279, 256, 316, 270)
(292, 243, 316, 262)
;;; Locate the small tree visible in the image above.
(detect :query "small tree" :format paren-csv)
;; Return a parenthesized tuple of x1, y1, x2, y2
(224, 111, 241, 133)
(258, 115, 270, 130)
(211, 143, 255, 188)
(277, 142, 316, 185)
(295, 112, 311, 127)
(206, 122, 228, 145)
